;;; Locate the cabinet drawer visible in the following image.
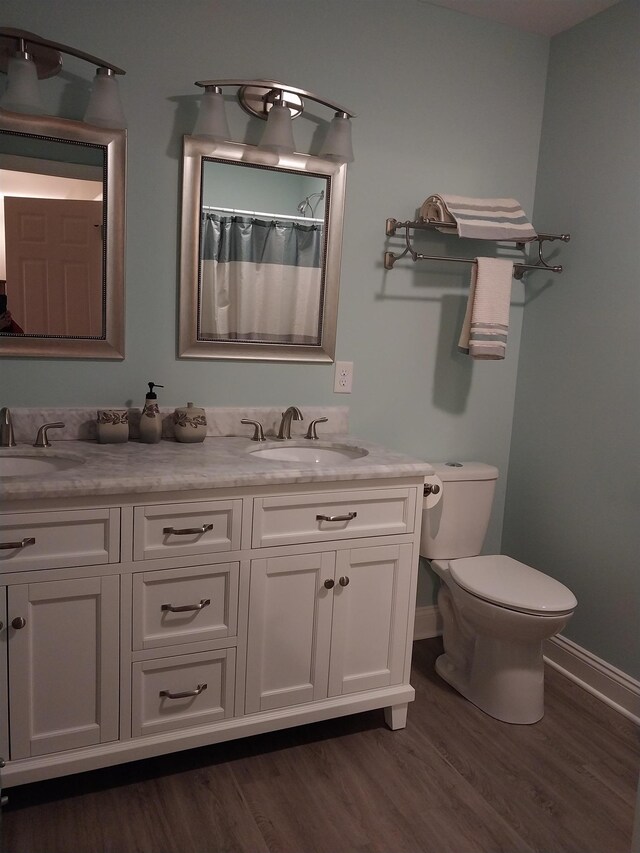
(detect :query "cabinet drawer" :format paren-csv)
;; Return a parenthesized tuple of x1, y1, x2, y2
(252, 488, 416, 548)
(131, 648, 236, 737)
(0, 509, 120, 573)
(133, 500, 242, 561)
(132, 562, 239, 650)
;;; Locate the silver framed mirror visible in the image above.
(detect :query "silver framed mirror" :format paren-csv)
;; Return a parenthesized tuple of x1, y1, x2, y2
(178, 136, 346, 362)
(0, 109, 126, 359)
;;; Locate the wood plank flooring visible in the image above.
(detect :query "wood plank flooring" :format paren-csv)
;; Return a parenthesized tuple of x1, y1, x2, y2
(2, 638, 638, 853)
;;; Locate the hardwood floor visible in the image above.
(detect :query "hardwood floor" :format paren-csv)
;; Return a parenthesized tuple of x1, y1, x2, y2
(2, 638, 638, 853)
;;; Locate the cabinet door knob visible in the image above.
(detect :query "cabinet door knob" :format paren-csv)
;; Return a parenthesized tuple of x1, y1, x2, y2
(11, 617, 26, 630)
(338, 576, 350, 587)
(323, 578, 335, 589)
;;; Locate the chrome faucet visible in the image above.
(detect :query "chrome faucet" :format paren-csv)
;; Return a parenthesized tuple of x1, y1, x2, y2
(0, 408, 16, 447)
(277, 406, 303, 440)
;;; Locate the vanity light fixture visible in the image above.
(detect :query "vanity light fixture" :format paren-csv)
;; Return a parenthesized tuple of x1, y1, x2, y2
(0, 45, 44, 115)
(0, 27, 126, 128)
(193, 78, 355, 163)
(192, 85, 230, 141)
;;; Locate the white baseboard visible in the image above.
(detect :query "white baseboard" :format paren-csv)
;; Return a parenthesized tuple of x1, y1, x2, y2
(414, 606, 639, 724)
(413, 605, 442, 640)
(544, 634, 640, 725)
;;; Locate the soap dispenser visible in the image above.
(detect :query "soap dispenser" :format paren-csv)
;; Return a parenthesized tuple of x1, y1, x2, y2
(139, 382, 164, 444)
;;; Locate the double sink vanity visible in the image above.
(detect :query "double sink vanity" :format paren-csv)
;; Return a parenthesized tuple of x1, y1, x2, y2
(0, 407, 431, 788)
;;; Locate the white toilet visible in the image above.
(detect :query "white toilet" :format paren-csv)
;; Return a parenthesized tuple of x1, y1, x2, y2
(420, 462, 577, 724)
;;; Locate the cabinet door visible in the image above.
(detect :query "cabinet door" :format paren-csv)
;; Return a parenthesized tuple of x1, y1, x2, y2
(0, 588, 7, 760)
(328, 543, 413, 697)
(246, 552, 335, 713)
(8, 575, 119, 759)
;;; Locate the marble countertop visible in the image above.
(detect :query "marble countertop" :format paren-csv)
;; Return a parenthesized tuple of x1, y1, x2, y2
(1, 435, 433, 502)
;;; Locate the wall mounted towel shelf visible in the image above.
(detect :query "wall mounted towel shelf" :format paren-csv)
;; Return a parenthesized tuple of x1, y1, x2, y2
(384, 218, 570, 280)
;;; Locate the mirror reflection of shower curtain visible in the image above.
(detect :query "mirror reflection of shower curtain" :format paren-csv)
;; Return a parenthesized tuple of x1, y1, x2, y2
(200, 213, 324, 344)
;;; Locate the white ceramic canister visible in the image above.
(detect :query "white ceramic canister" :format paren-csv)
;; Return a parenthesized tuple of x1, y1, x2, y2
(173, 402, 207, 443)
(96, 409, 129, 444)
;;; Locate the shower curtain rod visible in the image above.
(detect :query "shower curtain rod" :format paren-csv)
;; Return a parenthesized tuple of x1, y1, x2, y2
(202, 205, 323, 224)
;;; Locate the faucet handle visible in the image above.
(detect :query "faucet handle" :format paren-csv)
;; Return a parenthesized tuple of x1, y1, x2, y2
(0, 407, 15, 448)
(305, 417, 328, 440)
(241, 419, 266, 442)
(33, 422, 65, 448)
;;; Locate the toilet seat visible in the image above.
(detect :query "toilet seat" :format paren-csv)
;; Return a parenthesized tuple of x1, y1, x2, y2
(449, 555, 577, 616)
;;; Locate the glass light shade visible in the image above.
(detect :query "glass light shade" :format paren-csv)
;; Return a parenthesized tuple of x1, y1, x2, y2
(258, 103, 295, 154)
(319, 114, 354, 163)
(83, 68, 126, 129)
(0, 53, 45, 115)
(193, 89, 230, 141)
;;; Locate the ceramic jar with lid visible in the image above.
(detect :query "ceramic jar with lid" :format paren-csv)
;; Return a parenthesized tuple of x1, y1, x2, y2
(173, 402, 207, 443)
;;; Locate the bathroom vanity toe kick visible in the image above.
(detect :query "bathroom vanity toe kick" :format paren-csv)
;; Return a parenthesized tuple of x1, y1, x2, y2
(1, 683, 416, 788)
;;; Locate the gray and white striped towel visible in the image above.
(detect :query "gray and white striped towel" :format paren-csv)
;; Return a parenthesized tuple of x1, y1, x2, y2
(458, 258, 514, 360)
(420, 194, 537, 241)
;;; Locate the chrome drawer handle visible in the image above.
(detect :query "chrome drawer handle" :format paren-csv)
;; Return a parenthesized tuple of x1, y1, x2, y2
(316, 512, 357, 523)
(162, 524, 214, 536)
(159, 683, 207, 700)
(0, 537, 36, 551)
(161, 598, 211, 613)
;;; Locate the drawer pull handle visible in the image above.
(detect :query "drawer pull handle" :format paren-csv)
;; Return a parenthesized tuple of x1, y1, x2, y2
(316, 512, 357, 523)
(11, 617, 26, 630)
(339, 576, 350, 587)
(0, 537, 36, 551)
(323, 579, 335, 590)
(162, 524, 214, 536)
(159, 683, 207, 700)
(161, 598, 211, 613)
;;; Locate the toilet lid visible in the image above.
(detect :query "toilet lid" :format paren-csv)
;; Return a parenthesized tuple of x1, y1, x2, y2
(449, 555, 577, 615)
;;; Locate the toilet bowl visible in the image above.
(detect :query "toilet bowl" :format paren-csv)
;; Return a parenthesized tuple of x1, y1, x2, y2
(421, 463, 577, 724)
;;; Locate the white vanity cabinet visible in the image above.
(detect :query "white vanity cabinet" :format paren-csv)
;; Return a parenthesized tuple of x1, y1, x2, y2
(1, 474, 424, 788)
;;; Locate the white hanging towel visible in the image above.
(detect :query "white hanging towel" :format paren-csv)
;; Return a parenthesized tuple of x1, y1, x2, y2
(458, 258, 514, 360)
(420, 194, 537, 242)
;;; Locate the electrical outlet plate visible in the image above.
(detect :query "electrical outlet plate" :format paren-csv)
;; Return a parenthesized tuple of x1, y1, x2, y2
(334, 361, 353, 393)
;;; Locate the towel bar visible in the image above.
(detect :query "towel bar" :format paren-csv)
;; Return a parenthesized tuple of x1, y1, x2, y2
(384, 217, 570, 279)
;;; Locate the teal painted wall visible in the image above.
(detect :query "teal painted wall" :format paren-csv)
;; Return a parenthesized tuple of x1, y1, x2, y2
(503, 1, 640, 677)
(2, 1, 550, 607)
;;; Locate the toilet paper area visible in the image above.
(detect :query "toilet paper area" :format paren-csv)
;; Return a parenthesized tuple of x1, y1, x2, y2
(423, 474, 444, 509)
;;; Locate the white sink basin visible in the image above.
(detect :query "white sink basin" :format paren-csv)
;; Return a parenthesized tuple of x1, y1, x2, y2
(250, 443, 368, 464)
(0, 450, 85, 478)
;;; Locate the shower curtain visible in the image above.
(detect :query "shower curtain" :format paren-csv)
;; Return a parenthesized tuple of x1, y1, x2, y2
(199, 213, 324, 344)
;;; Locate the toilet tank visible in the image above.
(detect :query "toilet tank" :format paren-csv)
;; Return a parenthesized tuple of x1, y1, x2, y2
(420, 462, 498, 560)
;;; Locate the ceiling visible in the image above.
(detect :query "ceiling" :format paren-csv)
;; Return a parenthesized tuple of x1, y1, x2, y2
(422, 0, 624, 36)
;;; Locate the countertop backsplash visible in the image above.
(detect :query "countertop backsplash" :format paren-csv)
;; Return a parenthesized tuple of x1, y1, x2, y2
(6, 406, 350, 443)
